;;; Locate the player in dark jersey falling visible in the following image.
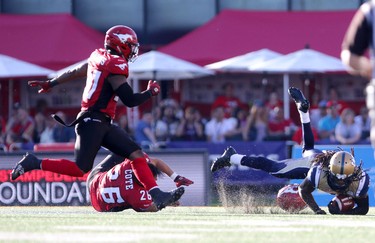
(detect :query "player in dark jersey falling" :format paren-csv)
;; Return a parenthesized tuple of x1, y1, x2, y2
(211, 87, 322, 179)
(211, 87, 370, 214)
(88, 153, 193, 212)
(10, 25, 184, 209)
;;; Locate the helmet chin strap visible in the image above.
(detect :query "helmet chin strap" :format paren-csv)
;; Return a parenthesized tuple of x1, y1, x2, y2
(116, 46, 127, 60)
(327, 172, 351, 192)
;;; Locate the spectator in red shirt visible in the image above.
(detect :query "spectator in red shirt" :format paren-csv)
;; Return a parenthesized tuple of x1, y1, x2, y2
(212, 82, 245, 118)
(5, 104, 35, 150)
(265, 91, 283, 111)
(326, 87, 348, 114)
(266, 106, 296, 140)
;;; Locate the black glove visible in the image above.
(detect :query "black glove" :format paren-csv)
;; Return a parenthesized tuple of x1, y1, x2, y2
(315, 208, 327, 215)
(328, 201, 342, 215)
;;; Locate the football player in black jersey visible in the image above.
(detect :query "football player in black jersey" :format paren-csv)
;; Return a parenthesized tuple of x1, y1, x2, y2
(212, 87, 370, 214)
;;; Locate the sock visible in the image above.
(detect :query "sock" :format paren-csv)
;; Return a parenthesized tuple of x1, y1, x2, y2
(130, 157, 158, 191)
(299, 110, 310, 123)
(41, 159, 85, 177)
(302, 123, 315, 149)
(149, 187, 162, 201)
(231, 154, 245, 165)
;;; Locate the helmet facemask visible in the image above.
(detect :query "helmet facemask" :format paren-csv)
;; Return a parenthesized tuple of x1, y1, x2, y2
(127, 43, 139, 63)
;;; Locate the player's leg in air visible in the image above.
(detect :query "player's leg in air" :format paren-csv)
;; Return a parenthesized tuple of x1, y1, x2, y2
(211, 87, 316, 179)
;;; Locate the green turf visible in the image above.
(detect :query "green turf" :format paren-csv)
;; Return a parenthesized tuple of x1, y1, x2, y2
(0, 206, 375, 242)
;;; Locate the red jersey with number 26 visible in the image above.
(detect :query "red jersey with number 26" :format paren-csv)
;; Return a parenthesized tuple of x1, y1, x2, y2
(82, 48, 129, 119)
(89, 159, 153, 212)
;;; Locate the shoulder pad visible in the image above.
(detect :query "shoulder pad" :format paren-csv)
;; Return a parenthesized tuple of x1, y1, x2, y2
(90, 49, 129, 76)
(307, 165, 322, 187)
(357, 172, 370, 197)
(105, 56, 129, 76)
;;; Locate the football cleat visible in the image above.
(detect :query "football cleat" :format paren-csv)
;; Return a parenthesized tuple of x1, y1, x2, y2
(10, 153, 41, 180)
(288, 87, 310, 113)
(210, 146, 237, 172)
(152, 187, 185, 210)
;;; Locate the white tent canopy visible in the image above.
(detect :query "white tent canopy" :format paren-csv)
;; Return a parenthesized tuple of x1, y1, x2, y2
(205, 48, 282, 71)
(0, 54, 53, 78)
(249, 48, 347, 73)
(128, 50, 214, 80)
(249, 48, 348, 119)
(0, 54, 53, 120)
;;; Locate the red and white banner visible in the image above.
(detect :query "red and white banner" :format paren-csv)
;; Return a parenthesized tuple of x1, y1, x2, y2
(0, 169, 89, 206)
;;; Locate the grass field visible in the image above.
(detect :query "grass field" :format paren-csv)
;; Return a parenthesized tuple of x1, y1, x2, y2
(1, 206, 375, 243)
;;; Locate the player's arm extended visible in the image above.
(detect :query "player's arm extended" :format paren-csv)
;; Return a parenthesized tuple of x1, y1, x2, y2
(29, 62, 88, 93)
(344, 195, 369, 215)
(149, 157, 194, 187)
(149, 157, 174, 177)
(299, 178, 326, 214)
(108, 75, 160, 107)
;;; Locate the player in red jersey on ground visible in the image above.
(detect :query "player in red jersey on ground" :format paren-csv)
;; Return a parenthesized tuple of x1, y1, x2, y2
(88, 153, 193, 212)
(11, 25, 182, 209)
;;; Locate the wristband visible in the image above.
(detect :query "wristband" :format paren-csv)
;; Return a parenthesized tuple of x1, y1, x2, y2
(170, 172, 178, 181)
(147, 90, 153, 97)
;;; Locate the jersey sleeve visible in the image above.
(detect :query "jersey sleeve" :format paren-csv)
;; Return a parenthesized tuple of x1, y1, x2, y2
(105, 57, 129, 76)
(89, 49, 129, 77)
(306, 166, 320, 188)
(356, 172, 370, 197)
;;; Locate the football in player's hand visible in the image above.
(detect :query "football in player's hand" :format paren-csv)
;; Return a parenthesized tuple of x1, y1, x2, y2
(331, 194, 355, 212)
(276, 184, 307, 213)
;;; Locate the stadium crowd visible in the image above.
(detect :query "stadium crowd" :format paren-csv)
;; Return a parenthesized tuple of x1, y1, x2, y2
(0, 83, 370, 152)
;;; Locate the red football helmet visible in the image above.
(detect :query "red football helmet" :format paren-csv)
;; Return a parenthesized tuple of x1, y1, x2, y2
(104, 25, 139, 62)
